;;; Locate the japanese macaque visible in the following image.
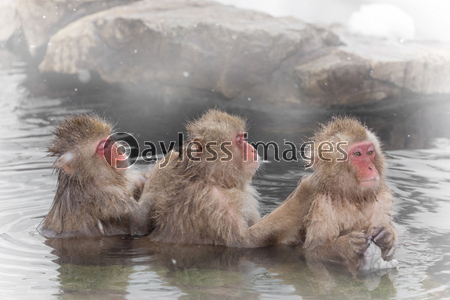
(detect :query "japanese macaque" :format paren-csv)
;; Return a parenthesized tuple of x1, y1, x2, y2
(287, 116, 397, 266)
(140, 109, 303, 247)
(39, 114, 148, 238)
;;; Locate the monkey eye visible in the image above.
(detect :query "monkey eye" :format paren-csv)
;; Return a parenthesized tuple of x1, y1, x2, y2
(367, 150, 374, 155)
(353, 151, 361, 157)
(236, 135, 243, 145)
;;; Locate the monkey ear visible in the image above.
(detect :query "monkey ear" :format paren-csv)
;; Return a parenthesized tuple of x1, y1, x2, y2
(54, 152, 74, 175)
(192, 138, 203, 157)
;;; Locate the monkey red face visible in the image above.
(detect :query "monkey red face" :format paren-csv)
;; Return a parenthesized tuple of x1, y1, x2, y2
(348, 141, 379, 188)
(235, 132, 259, 169)
(97, 137, 129, 171)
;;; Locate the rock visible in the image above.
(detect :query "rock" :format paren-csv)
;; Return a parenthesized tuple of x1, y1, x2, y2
(296, 33, 450, 105)
(37, 0, 450, 106)
(38, 0, 340, 101)
(16, 0, 138, 56)
(0, 0, 20, 43)
(295, 50, 402, 106)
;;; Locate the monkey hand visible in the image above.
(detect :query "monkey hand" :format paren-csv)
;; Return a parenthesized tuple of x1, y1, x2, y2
(336, 231, 369, 262)
(370, 226, 395, 252)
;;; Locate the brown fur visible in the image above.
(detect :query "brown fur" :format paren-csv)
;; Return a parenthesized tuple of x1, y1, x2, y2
(40, 114, 149, 238)
(289, 116, 397, 263)
(140, 109, 304, 247)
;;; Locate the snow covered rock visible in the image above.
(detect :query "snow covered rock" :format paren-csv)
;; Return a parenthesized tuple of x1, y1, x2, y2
(15, 0, 138, 56)
(0, 0, 20, 43)
(295, 35, 450, 105)
(348, 3, 415, 40)
(38, 0, 339, 101)
(34, 0, 450, 106)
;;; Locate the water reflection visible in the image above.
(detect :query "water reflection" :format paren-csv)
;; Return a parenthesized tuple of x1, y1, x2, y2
(0, 57, 450, 298)
(45, 236, 399, 299)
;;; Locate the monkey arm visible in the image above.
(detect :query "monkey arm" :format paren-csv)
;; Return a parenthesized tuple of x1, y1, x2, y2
(370, 223, 397, 259)
(244, 187, 307, 247)
(368, 189, 398, 258)
(304, 229, 369, 264)
(242, 176, 317, 247)
(383, 223, 397, 258)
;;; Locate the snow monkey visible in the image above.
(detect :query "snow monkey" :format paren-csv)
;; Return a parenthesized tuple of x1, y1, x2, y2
(287, 116, 397, 265)
(40, 114, 149, 238)
(140, 109, 305, 247)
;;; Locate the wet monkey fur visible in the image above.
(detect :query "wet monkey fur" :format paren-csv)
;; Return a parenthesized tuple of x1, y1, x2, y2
(40, 114, 149, 238)
(287, 116, 397, 264)
(140, 109, 305, 247)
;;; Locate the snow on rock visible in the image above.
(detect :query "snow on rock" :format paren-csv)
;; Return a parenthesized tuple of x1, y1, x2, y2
(348, 3, 415, 40)
(15, 0, 138, 56)
(30, 0, 450, 106)
(0, 0, 19, 43)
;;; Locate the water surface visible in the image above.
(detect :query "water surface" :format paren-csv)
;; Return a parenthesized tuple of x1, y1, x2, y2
(1, 55, 450, 299)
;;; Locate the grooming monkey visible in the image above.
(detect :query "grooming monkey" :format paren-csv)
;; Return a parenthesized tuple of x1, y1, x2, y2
(140, 109, 304, 247)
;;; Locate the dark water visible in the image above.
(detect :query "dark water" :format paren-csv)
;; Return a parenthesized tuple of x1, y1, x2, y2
(1, 55, 450, 299)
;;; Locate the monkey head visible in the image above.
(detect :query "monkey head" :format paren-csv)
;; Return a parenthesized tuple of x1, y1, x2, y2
(47, 114, 128, 181)
(181, 109, 258, 187)
(312, 116, 386, 198)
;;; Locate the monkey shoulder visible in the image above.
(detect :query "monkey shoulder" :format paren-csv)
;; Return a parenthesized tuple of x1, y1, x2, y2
(297, 174, 311, 186)
(144, 150, 179, 177)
